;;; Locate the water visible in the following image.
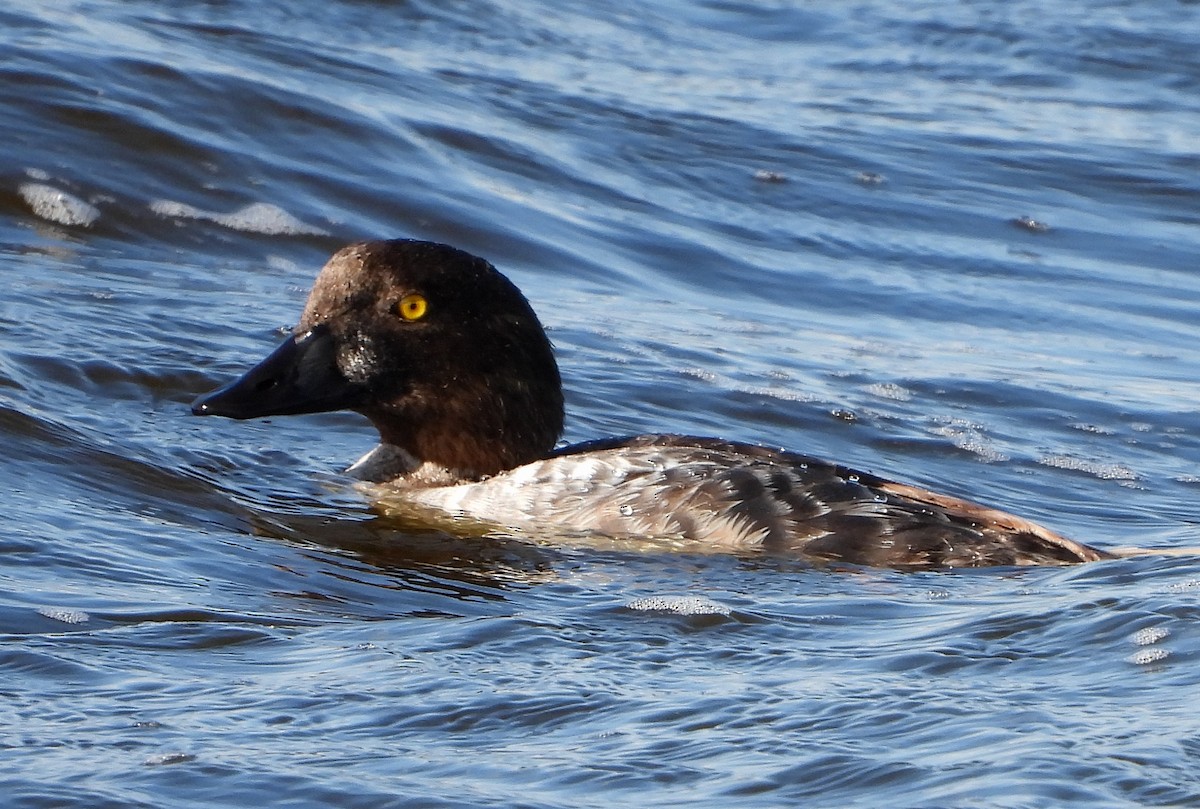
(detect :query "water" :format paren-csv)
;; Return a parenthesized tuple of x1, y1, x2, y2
(3, 1, 1200, 806)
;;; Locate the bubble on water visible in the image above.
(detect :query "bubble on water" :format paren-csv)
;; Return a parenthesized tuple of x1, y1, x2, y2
(1131, 626, 1170, 646)
(1038, 454, 1137, 481)
(866, 382, 911, 401)
(150, 199, 327, 236)
(1012, 215, 1050, 233)
(143, 752, 196, 766)
(753, 169, 787, 183)
(931, 419, 1009, 463)
(37, 606, 90, 624)
(626, 595, 731, 616)
(1070, 422, 1114, 435)
(1128, 647, 1169, 666)
(19, 183, 100, 227)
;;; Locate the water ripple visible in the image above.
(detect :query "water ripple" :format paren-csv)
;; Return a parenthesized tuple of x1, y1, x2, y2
(3, 0, 1200, 807)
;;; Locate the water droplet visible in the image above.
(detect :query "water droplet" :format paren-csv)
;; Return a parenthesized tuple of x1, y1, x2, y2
(848, 474, 859, 483)
(618, 504, 634, 517)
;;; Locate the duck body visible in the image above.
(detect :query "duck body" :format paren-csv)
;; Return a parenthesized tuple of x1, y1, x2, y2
(193, 239, 1113, 569)
(353, 435, 1109, 568)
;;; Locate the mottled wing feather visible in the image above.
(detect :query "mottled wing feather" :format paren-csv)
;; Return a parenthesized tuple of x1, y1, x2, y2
(385, 434, 1110, 568)
(547, 435, 1110, 568)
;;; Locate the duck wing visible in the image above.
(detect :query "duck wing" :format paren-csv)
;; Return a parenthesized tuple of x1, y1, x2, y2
(546, 435, 1111, 568)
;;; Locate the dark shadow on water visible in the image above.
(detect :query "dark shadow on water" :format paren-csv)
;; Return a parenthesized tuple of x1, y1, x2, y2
(243, 506, 564, 597)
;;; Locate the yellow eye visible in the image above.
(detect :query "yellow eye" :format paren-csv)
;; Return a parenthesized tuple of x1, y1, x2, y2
(396, 293, 427, 321)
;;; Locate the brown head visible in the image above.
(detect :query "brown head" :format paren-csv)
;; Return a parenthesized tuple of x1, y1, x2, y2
(192, 240, 565, 478)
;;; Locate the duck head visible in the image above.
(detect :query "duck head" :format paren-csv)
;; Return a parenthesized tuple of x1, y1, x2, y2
(192, 240, 565, 479)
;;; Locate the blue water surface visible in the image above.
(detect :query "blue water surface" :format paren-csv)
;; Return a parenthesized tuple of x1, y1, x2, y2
(2, 1, 1200, 807)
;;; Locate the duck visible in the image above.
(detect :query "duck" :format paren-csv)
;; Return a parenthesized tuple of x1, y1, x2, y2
(192, 239, 1114, 569)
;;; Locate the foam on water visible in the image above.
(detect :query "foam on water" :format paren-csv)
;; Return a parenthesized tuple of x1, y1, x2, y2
(18, 183, 100, 227)
(36, 606, 90, 624)
(626, 594, 732, 616)
(1039, 454, 1139, 481)
(1130, 626, 1170, 646)
(149, 200, 328, 236)
(1128, 647, 1171, 666)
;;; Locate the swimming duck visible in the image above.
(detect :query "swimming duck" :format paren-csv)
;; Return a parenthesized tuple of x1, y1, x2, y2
(192, 239, 1113, 568)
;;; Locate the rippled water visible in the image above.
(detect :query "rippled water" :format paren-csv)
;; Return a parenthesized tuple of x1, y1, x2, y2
(3, 1, 1200, 806)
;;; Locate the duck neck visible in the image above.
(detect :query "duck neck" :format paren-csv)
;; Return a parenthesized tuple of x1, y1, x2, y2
(354, 387, 563, 483)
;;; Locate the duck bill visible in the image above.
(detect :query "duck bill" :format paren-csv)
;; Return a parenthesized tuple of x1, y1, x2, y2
(191, 325, 364, 419)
